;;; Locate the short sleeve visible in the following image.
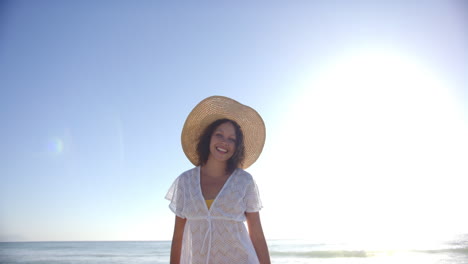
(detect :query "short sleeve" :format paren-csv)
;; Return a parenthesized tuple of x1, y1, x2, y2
(244, 177, 263, 213)
(165, 176, 186, 218)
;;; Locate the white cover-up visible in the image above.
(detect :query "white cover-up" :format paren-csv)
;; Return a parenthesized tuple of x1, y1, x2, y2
(165, 166, 262, 264)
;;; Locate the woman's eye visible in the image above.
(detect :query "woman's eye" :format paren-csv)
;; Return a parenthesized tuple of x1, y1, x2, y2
(229, 138, 236, 143)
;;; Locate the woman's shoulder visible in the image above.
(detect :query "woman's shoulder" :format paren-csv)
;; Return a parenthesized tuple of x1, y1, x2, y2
(180, 166, 198, 175)
(234, 168, 254, 182)
(177, 166, 199, 181)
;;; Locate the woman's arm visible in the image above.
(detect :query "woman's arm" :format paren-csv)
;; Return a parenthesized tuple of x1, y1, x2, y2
(245, 212, 271, 264)
(170, 215, 186, 264)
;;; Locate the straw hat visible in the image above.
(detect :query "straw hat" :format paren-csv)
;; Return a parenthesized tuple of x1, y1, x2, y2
(181, 96, 266, 169)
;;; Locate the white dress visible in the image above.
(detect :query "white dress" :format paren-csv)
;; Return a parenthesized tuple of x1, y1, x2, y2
(165, 166, 263, 264)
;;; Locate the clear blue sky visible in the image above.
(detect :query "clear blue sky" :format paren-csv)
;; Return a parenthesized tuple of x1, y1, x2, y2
(1, 1, 467, 242)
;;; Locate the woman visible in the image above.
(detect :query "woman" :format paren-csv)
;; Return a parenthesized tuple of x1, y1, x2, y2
(166, 96, 270, 264)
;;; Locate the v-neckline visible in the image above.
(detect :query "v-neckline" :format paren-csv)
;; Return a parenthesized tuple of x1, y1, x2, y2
(197, 166, 236, 212)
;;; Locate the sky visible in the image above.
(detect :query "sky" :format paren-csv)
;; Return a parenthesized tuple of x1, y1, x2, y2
(0, 1, 467, 243)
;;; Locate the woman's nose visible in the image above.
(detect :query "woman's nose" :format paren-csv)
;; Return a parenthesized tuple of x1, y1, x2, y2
(220, 137, 230, 145)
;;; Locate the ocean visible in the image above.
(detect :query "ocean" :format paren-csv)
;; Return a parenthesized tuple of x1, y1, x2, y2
(1, 235, 468, 264)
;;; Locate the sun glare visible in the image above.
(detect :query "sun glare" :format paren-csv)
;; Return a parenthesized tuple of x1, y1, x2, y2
(264, 48, 468, 242)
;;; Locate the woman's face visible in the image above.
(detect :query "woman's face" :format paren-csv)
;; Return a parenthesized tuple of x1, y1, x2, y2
(208, 122, 237, 163)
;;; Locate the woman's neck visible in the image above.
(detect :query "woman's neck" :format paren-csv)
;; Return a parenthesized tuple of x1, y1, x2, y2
(202, 159, 228, 178)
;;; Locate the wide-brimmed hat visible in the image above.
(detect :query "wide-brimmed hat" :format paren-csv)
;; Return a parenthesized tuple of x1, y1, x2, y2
(181, 96, 266, 169)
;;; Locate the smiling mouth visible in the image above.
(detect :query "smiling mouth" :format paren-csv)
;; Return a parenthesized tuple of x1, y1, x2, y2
(216, 147, 228, 153)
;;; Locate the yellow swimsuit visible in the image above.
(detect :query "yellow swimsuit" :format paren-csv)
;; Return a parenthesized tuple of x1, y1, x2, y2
(205, 199, 214, 210)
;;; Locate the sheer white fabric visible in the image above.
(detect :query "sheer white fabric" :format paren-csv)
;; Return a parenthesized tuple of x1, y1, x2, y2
(165, 166, 262, 264)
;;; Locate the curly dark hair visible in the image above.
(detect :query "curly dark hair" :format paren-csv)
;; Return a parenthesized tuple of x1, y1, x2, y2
(196, 118, 245, 173)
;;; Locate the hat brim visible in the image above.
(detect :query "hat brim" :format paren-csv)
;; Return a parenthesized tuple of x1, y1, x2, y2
(181, 96, 266, 169)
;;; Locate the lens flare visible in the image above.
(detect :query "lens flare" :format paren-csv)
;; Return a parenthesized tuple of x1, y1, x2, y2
(48, 137, 64, 154)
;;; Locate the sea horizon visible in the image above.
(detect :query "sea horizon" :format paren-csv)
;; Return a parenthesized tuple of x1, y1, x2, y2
(1, 234, 468, 264)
